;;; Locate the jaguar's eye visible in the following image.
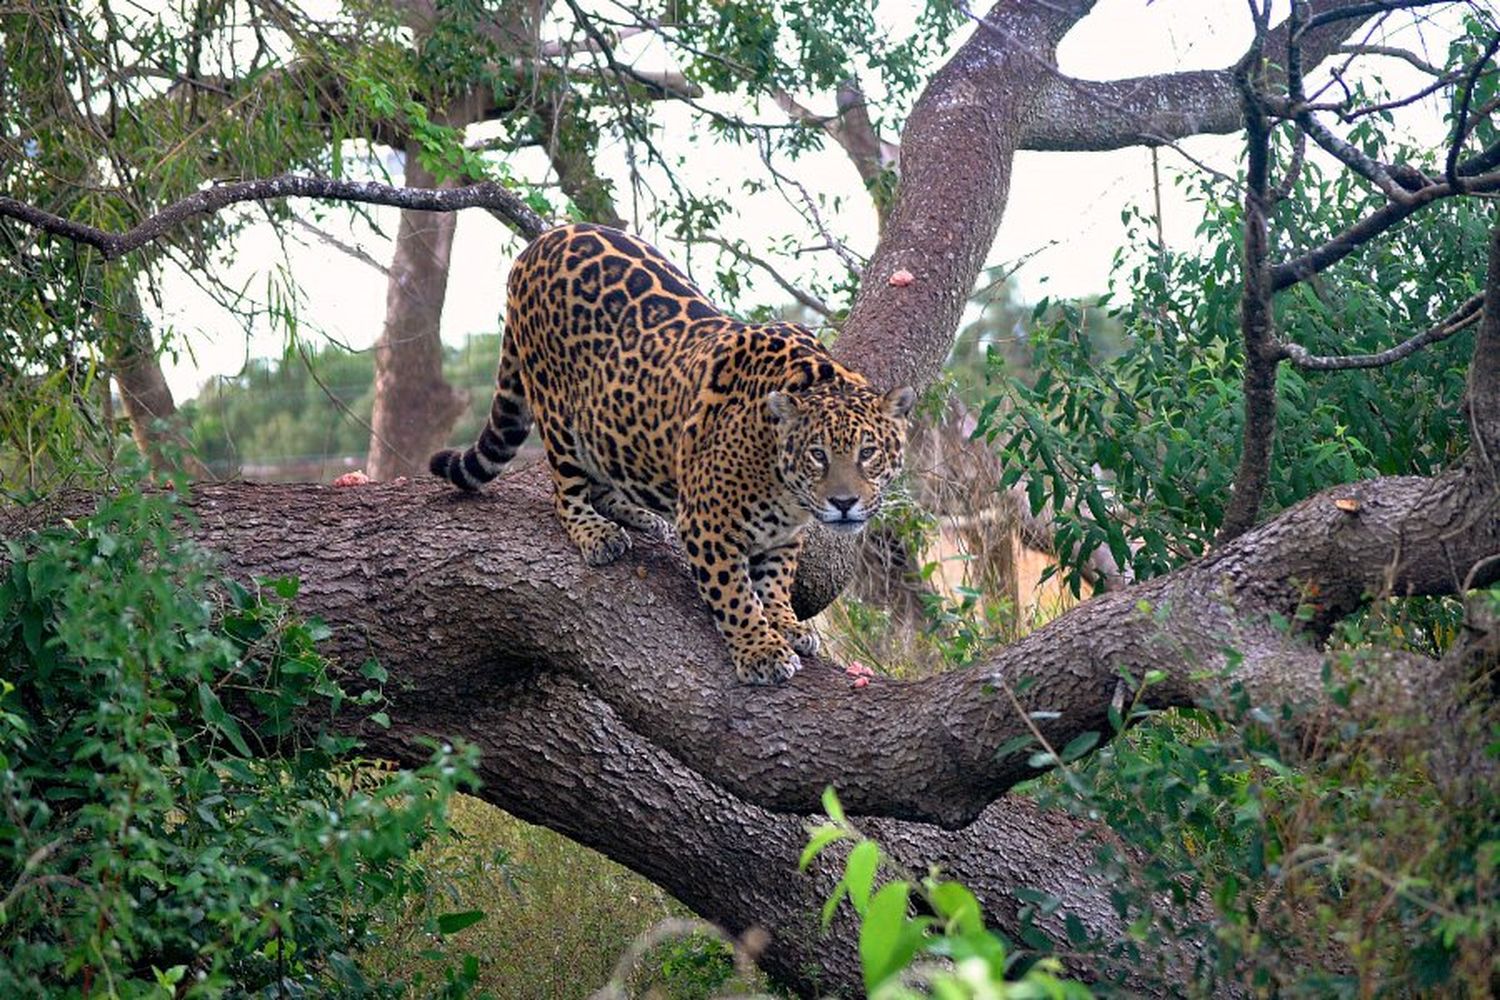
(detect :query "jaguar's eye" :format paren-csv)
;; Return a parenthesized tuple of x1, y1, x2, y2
(858, 445, 878, 463)
(808, 447, 828, 466)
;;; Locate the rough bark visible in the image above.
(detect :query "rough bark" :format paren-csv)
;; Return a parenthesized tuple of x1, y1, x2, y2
(1216, 40, 1281, 545)
(1021, 0, 1359, 151)
(796, 2, 1089, 615)
(365, 153, 470, 481)
(798, 1, 1374, 611)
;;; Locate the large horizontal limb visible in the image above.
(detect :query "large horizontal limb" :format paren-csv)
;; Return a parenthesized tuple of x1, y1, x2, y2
(9, 450, 1492, 830)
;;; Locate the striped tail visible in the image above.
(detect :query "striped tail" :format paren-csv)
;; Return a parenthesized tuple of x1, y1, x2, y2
(430, 354, 531, 491)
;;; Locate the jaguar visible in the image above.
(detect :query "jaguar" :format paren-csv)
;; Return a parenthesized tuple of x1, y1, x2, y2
(431, 223, 914, 684)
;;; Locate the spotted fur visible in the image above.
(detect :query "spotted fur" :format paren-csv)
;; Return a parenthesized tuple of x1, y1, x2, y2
(431, 223, 914, 684)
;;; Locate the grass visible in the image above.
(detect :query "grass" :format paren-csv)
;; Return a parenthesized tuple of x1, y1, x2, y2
(365, 793, 765, 999)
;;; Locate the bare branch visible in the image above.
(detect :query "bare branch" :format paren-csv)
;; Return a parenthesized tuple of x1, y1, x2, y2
(1289, 106, 1426, 203)
(758, 137, 864, 277)
(1217, 14, 1282, 546)
(1297, 0, 1455, 35)
(1272, 143, 1500, 289)
(1281, 293, 1483, 369)
(773, 81, 899, 226)
(292, 216, 390, 277)
(1337, 42, 1446, 74)
(0, 175, 551, 260)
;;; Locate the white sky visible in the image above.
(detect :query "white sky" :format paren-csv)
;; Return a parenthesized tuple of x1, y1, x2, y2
(154, 0, 1462, 400)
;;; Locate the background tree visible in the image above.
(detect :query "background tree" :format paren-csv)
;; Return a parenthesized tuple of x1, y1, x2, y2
(3, 1, 1499, 996)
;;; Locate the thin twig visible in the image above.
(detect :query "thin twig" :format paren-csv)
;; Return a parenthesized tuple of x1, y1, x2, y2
(292, 216, 390, 276)
(692, 235, 835, 319)
(1336, 42, 1445, 75)
(758, 135, 864, 276)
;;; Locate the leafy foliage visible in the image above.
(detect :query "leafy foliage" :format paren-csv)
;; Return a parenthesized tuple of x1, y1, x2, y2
(980, 132, 1487, 588)
(0, 479, 478, 996)
(804, 790, 1093, 999)
(977, 610, 1500, 998)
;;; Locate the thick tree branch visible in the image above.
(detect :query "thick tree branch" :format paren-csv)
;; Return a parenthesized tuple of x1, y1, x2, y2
(6, 453, 1496, 994)
(1020, 0, 1361, 151)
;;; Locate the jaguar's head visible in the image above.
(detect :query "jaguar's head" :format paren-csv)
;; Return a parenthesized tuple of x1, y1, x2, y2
(766, 382, 916, 534)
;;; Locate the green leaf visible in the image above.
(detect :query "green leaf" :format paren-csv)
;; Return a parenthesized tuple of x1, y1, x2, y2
(860, 880, 923, 989)
(800, 823, 848, 871)
(929, 881, 984, 935)
(822, 786, 845, 823)
(197, 683, 252, 756)
(436, 910, 487, 935)
(821, 881, 848, 930)
(994, 733, 1035, 761)
(1060, 730, 1101, 762)
(845, 840, 879, 915)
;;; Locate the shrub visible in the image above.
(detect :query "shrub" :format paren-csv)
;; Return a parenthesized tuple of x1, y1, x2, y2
(0, 482, 477, 997)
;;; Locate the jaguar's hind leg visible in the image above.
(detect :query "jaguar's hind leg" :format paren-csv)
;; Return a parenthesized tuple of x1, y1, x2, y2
(591, 486, 671, 541)
(537, 422, 632, 566)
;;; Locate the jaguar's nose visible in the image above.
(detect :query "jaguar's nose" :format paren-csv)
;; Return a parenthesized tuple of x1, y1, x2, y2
(828, 495, 859, 515)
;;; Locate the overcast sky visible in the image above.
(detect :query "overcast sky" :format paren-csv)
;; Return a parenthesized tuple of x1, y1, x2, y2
(154, 0, 1458, 400)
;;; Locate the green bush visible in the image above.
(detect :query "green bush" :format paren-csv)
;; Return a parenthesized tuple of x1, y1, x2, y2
(1017, 625, 1500, 997)
(0, 482, 478, 997)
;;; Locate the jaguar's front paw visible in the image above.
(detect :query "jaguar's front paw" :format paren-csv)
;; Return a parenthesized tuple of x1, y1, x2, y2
(576, 522, 632, 566)
(734, 642, 802, 685)
(781, 620, 820, 656)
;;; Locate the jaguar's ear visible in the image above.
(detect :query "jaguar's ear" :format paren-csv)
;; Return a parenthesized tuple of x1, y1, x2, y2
(883, 386, 917, 419)
(766, 390, 801, 423)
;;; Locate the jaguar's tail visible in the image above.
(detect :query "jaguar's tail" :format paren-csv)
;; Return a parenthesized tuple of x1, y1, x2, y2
(429, 348, 531, 491)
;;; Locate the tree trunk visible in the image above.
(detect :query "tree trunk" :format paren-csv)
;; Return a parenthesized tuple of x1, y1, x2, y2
(107, 280, 211, 479)
(365, 152, 469, 480)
